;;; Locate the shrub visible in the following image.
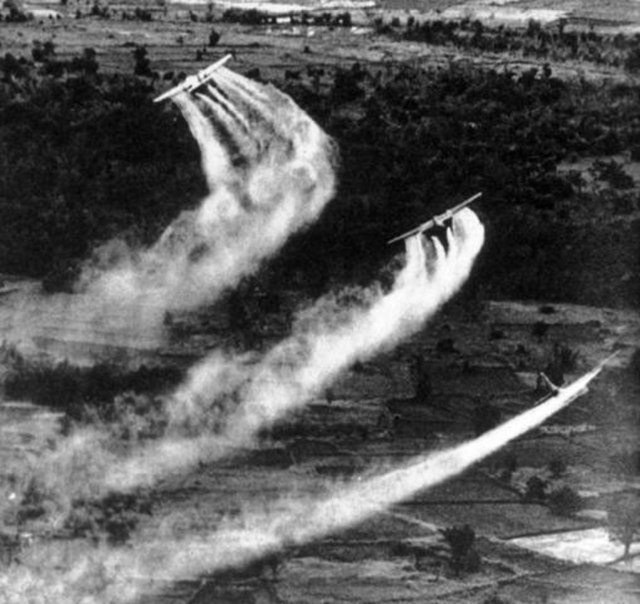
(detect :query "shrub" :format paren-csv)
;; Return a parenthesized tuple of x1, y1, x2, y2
(70, 47, 99, 75)
(526, 19, 542, 38)
(590, 159, 634, 190)
(548, 486, 583, 516)
(499, 452, 518, 482)
(134, 7, 152, 21)
(35, 40, 56, 62)
(16, 478, 47, 524)
(441, 524, 481, 574)
(554, 343, 579, 372)
(542, 342, 579, 388)
(625, 45, 640, 72)
(65, 490, 153, 545)
(109, 391, 168, 441)
(523, 476, 547, 502)
(607, 494, 640, 557)
(5, 0, 31, 22)
(489, 327, 505, 340)
(548, 457, 567, 478)
(482, 595, 512, 604)
(208, 28, 220, 47)
(133, 45, 151, 76)
(532, 321, 549, 339)
(334, 11, 351, 27)
(90, 2, 109, 18)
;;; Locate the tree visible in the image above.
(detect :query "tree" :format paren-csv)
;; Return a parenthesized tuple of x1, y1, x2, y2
(607, 494, 640, 558)
(524, 476, 547, 502)
(411, 354, 432, 403)
(548, 457, 567, 478)
(133, 44, 152, 76)
(548, 486, 583, 517)
(4, 0, 30, 22)
(76, 47, 99, 74)
(625, 45, 640, 72)
(441, 524, 481, 574)
(208, 28, 220, 47)
(31, 39, 55, 62)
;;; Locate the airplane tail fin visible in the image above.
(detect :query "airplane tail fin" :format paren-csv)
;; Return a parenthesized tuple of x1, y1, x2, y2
(538, 372, 560, 395)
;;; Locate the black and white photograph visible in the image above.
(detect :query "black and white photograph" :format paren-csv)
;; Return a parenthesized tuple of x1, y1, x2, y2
(0, 0, 639, 602)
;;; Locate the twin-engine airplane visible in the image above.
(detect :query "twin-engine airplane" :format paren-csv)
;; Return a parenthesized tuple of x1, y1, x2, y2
(153, 54, 233, 103)
(387, 192, 483, 245)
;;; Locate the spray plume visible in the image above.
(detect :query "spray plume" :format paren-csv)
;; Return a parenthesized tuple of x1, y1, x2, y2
(0, 362, 607, 604)
(0, 72, 335, 518)
(155, 359, 605, 576)
(2, 70, 336, 355)
(81, 72, 337, 320)
(103, 209, 484, 490)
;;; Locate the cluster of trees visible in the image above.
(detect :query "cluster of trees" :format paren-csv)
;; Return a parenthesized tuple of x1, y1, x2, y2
(1, 42, 639, 306)
(7, 472, 154, 548)
(277, 59, 639, 305)
(67, 2, 157, 21)
(64, 490, 153, 545)
(498, 455, 585, 517)
(220, 8, 351, 27)
(440, 524, 481, 575)
(512, 456, 640, 557)
(0, 48, 205, 278)
(1, 1, 31, 23)
(4, 357, 182, 422)
(375, 17, 640, 71)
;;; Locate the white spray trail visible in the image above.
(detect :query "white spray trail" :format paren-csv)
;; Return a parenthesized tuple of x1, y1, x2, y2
(155, 361, 604, 577)
(0, 363, 604, 604)
(103, 209, 484, 490)
(1, 71, 337, 356)
(0, 78, 338, 510)
(83, 76, 337, 319)
(226, 208, 484, 440)
(2, 209, 481, 528)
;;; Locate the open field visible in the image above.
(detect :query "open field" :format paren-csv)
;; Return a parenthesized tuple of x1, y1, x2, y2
(2, 297, 639, 603)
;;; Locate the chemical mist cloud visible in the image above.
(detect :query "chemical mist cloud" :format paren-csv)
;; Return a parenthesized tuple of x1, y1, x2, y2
(104, 209, 484, 490)
(0, 364, 603, 604)
(2, 69, 337, 356)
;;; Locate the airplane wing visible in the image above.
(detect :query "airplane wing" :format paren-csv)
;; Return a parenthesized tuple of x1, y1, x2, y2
(387, 192, 482, 245)
(153, 54, 233, 103)
(539, 351, 619, 399)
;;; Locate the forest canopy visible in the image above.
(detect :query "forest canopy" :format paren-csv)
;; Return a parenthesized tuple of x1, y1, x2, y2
(0, 42, 638, 307)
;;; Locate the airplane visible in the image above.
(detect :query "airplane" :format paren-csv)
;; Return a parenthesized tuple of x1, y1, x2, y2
(537, 372, 560, 396)
(153, 54, 233, 103)
(387, 192, 483, 245)
(539, 350, 619, 398)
